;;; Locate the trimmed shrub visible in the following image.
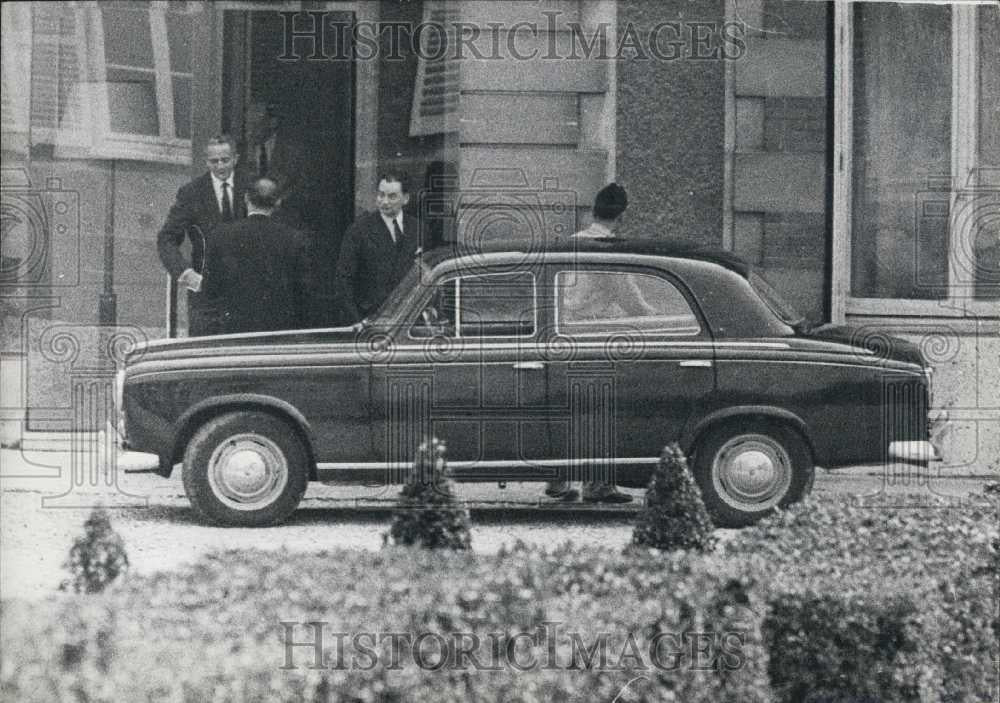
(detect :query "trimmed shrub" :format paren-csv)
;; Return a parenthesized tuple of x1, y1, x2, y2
(631, 442, 715, 552)
(59, 507, 129, 594)
(384, 438, 472, 550)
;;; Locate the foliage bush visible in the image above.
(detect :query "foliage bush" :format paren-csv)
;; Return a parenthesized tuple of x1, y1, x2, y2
(764, 588, 941, 703)
(3, 492, 995, 702)
(2, 546, 771, 703)
(631, 442, 715, 552)
(58, 507, 129, 595)
(384, 438, 472, 550)
(724, 494, 999, 703)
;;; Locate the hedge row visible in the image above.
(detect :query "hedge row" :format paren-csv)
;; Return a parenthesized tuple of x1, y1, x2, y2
(2, 546, 770, 703)
(725, 494, 999, 703)
(2, 495, 996, 702)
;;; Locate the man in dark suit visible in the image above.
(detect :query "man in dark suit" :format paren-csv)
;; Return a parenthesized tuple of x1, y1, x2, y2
(157, 135, 246, 336)
(335, 173, 420, 323)
(202, 177, 309, 334)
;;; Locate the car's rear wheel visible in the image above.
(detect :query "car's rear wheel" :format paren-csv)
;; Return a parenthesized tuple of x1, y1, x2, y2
(693, 421, 814, 527)
(182, 411, 308, 526)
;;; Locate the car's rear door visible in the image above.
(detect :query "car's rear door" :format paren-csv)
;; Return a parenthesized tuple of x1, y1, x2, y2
(543, 262, 716, 481)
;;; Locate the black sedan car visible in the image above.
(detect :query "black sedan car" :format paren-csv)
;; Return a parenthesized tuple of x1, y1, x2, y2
(119, 239, 943, 527)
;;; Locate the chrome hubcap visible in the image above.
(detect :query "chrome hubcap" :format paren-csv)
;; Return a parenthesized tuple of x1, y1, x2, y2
(712, 434, 792, 511)
(208, 434, 288, 511)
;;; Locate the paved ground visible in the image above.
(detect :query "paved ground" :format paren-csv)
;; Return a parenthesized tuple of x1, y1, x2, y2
(1, 448, 995, 601)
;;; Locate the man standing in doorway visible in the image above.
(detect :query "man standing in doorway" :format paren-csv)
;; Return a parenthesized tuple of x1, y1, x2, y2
(335, 173, 420, 324)
(157, 135, 246, 336)
(546, 182, 635, 504)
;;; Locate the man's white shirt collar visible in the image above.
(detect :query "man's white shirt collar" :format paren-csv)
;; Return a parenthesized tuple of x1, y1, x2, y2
(210, 172, 234, 213)
(381, 213, 403, 242)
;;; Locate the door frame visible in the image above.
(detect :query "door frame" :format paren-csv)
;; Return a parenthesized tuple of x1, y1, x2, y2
(207, 1, 375, 214)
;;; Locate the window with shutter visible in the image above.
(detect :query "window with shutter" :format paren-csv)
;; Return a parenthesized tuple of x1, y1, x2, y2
(1, 2, 197, 164)
(409, 0, 460, 136)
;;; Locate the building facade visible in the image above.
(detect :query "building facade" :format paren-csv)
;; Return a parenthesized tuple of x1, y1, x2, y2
(1, 0, 996, 470)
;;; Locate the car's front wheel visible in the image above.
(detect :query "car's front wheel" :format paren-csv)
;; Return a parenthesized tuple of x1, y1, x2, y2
(692, 421, 814, 528)
(182, 411, 309, 526)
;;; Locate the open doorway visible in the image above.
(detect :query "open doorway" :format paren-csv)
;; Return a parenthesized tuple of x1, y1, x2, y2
(221, 9, 355, 327)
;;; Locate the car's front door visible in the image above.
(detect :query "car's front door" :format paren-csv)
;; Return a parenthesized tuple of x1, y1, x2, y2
(371, 269, 549, 480)
(543, 264, 716, 484)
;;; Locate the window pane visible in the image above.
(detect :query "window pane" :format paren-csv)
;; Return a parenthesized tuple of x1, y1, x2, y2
(172, 76, 190, 139)
(101, 8, 154, 68)
(458, 272, 535, 337)
(556, 271, 700, 336)
(106, 68, 158, 135)
(851, 4, 951, 299)
(975, 6, 999, 300)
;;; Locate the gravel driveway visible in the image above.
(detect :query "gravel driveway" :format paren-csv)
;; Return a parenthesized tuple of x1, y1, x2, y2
(1, 449, 991, 601)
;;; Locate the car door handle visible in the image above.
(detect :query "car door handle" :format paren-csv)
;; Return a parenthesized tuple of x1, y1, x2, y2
(679, 360, 712, 368)
(513, 361, 545, 370)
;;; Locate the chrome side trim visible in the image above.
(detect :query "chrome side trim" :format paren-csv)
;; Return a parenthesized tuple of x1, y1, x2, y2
(316, 457, 661, 471)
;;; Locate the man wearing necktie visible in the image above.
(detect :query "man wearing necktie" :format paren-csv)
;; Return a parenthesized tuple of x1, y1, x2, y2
(157, 134, 246, 336)
(334, 173, 420, 324)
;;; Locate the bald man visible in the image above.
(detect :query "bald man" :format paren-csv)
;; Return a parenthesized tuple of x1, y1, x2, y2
(202, 177, 310, 334)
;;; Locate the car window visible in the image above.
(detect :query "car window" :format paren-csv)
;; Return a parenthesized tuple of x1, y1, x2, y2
(410, 272, 536, 338)
(555, 270, 700, 336)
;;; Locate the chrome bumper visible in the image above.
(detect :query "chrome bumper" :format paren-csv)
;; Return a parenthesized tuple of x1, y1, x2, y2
(888, 408, 950, 463)
(888, 441, 939, 463)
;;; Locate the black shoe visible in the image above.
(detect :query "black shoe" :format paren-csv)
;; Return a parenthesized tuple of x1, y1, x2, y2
(545, 487, 580, 502)
(583, 490, 633, 504)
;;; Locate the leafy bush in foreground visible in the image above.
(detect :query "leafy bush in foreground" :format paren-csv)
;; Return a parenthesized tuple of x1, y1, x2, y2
(725, 495, 999, 703)
(59, 507, 129, 594)
(384, 438, 472, 550)
(2, 546, 769, 703)
(632, 442, 715, 552)
(3, 493, 994, 702)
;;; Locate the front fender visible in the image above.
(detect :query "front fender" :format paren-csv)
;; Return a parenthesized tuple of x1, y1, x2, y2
(169, 393, 316, 471)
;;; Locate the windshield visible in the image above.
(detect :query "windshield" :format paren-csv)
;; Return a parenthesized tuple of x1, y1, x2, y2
(749, 272, 806, 328)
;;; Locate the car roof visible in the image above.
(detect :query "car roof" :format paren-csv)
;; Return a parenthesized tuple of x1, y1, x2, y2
(421, 237, 751, 277)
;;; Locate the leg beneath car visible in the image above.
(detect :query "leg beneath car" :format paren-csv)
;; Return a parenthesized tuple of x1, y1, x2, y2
(544, 480, 579, 502)
(581, 481, 633, 504)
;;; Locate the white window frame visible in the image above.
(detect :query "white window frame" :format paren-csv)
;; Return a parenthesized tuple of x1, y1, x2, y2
(87, 0, 194, 165)
(832, 1, 996, 322)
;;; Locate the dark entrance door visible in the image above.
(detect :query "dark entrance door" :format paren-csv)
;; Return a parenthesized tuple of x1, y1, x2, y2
(222, 9, 354, 327)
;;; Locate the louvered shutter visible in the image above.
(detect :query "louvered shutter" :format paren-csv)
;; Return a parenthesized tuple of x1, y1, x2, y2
(29, 3, 92, 151)
(1, 4, 32, 153)
(409, 0, 459, 136)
